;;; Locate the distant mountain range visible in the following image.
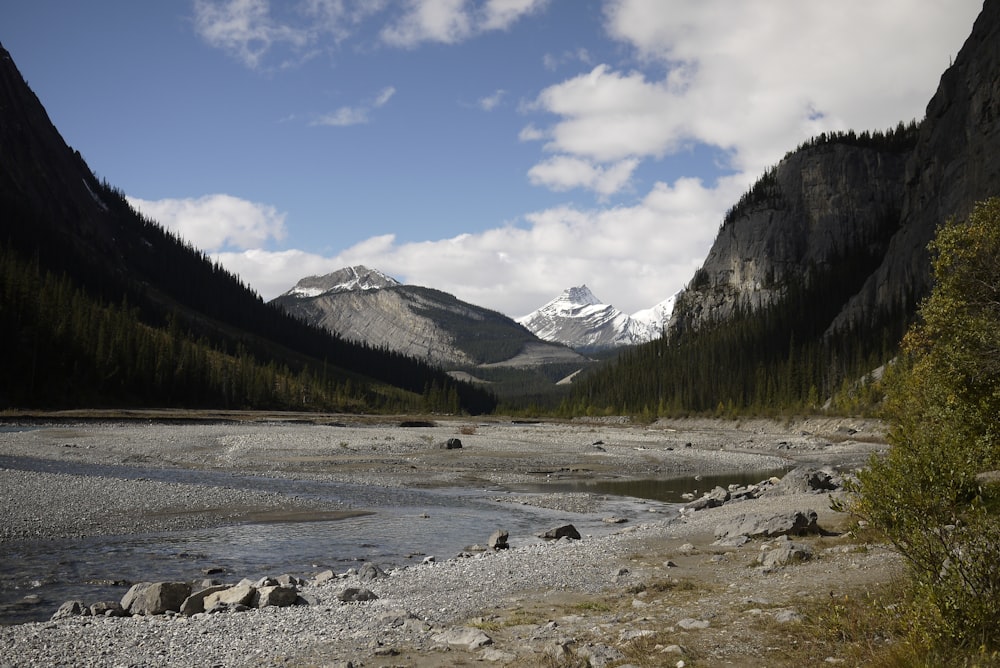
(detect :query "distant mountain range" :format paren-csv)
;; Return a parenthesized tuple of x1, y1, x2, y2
(271, 266, 586, 370)
(517, 286, 675, 352)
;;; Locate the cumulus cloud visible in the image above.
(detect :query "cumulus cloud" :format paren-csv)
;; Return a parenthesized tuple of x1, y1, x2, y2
(525, 0, 982, 188)
(211, 173, 742, 315)
(528, 155, 639, 197)
(127, 194, 287, 251)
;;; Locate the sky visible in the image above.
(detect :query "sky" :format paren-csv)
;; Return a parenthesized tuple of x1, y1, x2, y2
(1, 1, 984, 317)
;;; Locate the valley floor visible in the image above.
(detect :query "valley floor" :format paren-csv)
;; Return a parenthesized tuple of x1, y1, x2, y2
(0, 414, 898, 666)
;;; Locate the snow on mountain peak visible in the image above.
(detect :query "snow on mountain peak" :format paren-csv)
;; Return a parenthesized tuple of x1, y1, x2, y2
(518, 286, 673, 351)
(283, 265, 400, 298)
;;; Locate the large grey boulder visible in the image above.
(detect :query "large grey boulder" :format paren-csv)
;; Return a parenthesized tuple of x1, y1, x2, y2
(121, 582, 192, 616)
(758, 537, 814, 569)
(714, 510, 820, 542)
(203, 583, 256, 611)
(180, 585, 229, 616)
(256, 585, 299, 608)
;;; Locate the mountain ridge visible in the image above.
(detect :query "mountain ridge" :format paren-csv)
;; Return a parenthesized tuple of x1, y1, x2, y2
(272, 268, 586, 370)
(517, 285, 672, 352)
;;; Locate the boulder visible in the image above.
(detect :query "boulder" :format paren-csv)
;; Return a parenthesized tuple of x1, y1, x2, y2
(488, 529, 509, 550)
(440, 438, 463, 450)
(714, 510, 820, 541)
(769, 466, 841, 495)
(256, 585, 299, 608)
(358, 562, 386, 582)
(51, 600, 88, 621)
(89, 601, 125, 617)
(338, 587, 378, 603)
(432, 627, 493, 650)
(203, 583, 256, 611)
(759, 537, 814, 569)
(540, 524, 581, 541)
(313, 569, 336, 584)
(121, 581, 192, 616)
(180, 585, 229, 616)
(683, 485, 731, 511)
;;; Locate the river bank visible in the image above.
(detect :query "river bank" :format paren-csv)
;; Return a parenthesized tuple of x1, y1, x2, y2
(0, 415, 896, 666)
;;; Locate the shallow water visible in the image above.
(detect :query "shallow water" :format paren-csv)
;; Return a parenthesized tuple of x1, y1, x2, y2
(0, 457, 776, 625)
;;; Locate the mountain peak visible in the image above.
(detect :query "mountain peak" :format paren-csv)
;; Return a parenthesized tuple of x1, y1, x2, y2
(557, 285, 601, 309)
(282, 265, 400, 298)
(518, 286, 670, 352)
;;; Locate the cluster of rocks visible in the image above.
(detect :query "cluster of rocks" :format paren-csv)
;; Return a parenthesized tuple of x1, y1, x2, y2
(680, 465, 843, 512)
(50, 561, 403, 623)
(51, 573, 309, 622)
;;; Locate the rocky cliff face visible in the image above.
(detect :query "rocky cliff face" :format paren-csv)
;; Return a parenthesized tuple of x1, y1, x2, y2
(669, 0, 1000, 339)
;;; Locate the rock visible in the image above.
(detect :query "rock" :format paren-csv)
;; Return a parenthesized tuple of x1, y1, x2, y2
(769, 466, 842, 495)
(121, 581, 192, 616)
(255, 585, 299, 608)
(772, 608, 804, 623)
(759, 538, 814, 569)
(714, 510, 820, 541)
(440, 438, 463, 449)
(432, 627, 493, 650)
(539, 524, 581, 541)
(603, 516, 628, 524)
(275, 574, 301, 587)
(358, 562, 386, 582)
(578, 643, 626, 667)
(313, 569, 336, 584)
(180, 585, 229, 616)
(488, 529, 509, 550)
(677, 618, 710, 630)
(203, 583, 256, 611)
(51, 600, 89, 621)
(480, 648, 517, 663)
(89, 601, 125, 617)
(683, 485, 731, 511)
(337, 587, 378, 603)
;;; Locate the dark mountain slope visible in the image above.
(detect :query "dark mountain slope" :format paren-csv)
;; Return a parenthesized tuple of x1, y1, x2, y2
(0, 43, 495, 414)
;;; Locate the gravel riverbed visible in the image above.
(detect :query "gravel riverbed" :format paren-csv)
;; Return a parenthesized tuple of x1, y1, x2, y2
(0, 415, 894, 666)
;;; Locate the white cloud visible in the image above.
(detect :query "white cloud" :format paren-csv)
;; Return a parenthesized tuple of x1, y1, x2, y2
(381, 0, 548, 47)
(313, 85, 396, 126)
(211, 173, 743, 315)
(523, 1, 982, 197)
(528, 155, 639, 197)
(127, 194, 287, 251)
(193, 0, 384, 68)
(478, 89, 506, 111)
(518, 123, 545, 142)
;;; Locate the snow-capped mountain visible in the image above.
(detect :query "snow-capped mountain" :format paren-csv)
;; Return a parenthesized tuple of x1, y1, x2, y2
(272, 266, 585, 369)
(517, 286, 675, 352)
(280, 265, 400, 298)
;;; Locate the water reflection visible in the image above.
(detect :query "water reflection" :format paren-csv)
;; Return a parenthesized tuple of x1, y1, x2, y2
(516, 468, 790, 503)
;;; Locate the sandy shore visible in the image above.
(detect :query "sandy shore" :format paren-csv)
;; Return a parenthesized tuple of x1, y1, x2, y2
(0, 415, 896, 666)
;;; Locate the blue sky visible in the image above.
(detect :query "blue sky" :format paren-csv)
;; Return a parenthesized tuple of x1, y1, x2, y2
(2, 1, 984, 317)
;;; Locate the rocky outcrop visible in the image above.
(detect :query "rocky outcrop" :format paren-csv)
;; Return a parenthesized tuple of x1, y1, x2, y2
(669, 0, 1000, 340)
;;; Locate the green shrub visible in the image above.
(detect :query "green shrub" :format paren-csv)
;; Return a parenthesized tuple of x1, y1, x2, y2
(851, 197, 1000, 652)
